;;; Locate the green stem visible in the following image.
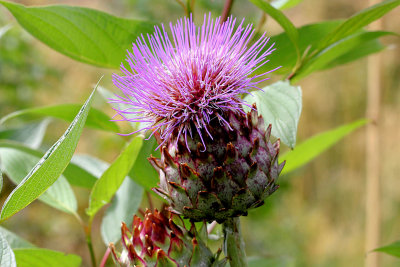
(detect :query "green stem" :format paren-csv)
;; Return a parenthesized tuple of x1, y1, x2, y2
(222, 217, 247, 267)
(86, 217, 97, 267)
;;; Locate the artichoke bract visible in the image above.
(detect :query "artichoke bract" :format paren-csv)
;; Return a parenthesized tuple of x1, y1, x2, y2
(110, 209, 216, 267)
(150, 106, 285, 223)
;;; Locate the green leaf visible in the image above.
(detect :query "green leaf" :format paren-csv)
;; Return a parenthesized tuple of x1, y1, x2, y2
(0, 1, 155, 68)
(0, 88, 96, 221)
(271, 0, 303, 10)
(280, 119, 367, 175)
(291, 31, 393, 82)
(0, 141, 97, 189)
(319, 38, 385, 70)
(128, 136, 160, 191)
(0, 148, 77, 214)
(0, 104, 118, 132)
(374, 241, 400, 258)
(244, 81, 302, 148)
(249, 0, 300, 64)
(13, 248, 81, 267)
(0, 232, 16, 267)
(259, 20, 343, 75)
(87, 136, 143, 217)
(0, 120, 50, 149)
(315, 0, 400, 52)
(101, 177, 143, 245)
(0, 227, 34, 249)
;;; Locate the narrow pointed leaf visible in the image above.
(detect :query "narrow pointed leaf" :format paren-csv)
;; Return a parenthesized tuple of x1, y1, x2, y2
(13, 248, 81, 267)
(0, 232, 16, 267)
(315, 0, 400, 52)
(244, 81, 302, 148)
(0, 141, 97, 189)
(0, 88, 96, 221)
(374, 241, 400, 258)
(291, 31, 394, 82)
(271, 0, 303, 10)
(0, 104, 118, 132)
(249, 0, 300, 63)
(280, 119, 367, 174)
(0, 1, 154, 68)
(0, 148, 77, 214)
(87, 136, 143, 217)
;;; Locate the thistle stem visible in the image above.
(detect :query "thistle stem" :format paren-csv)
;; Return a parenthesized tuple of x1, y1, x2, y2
(85, 218, 97, 267)
(221, 0, 235, 23)
(222, 217, 247, 267)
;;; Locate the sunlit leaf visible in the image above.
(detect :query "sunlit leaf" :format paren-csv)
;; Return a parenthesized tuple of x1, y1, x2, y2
(374, 241, 400, 258)
(244, 81, 302, 148)
(249, 0, 300, 64)
(0, 87, 96, 221)
(271, 0, 303, 10)
(0, 227, 34, 249)
(280, 119, 367, 175)
(0, 148, 77, 214)
(0, 232, 16, 267)
(0, 120, 50, 149)
(0, 1, 155, 68)
(315, 0, 400, 52)
(0, 141, 97, 189)
(0, 104, 118, 132)
(13, 248, 81, 267)
(291, 31, 394, 82)
(101, 177, 143, 244)
(87, 136, 143, 217)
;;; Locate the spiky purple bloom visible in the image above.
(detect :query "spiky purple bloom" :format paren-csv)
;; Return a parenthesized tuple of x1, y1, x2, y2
(112, 14, 276, 149)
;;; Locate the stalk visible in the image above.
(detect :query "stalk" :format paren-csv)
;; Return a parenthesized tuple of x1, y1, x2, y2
(222, 217, 247, 267)
(221, 0, 235, 22)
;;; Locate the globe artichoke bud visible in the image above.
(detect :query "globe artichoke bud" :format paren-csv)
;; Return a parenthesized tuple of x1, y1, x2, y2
(150, 107, 284, 223)
(110, 209, 217, 267)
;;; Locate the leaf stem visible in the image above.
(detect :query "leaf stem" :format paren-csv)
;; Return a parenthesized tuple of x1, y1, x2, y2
(99, 247, 111, 267)
(222, 217, 247, 267)
(221, 0, 235, 23)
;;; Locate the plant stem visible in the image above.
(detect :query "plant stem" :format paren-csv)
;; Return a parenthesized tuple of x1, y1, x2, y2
(100, 247, 111, 267)
(222, 217, 247, 267)
(221, 0, 235, 23)
(85, 218, 97, 267)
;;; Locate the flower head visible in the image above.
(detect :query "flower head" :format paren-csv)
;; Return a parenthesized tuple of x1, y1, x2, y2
(112, 14, 276, 149)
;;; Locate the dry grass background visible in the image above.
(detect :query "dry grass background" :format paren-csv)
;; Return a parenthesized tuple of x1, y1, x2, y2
(0, 0, 399, 266)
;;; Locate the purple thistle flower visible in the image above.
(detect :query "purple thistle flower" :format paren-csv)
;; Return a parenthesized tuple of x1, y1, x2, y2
(111, 14, 277, 150)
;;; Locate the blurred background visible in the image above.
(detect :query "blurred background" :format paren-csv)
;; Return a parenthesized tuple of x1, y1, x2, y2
(0, 0, 399, 266)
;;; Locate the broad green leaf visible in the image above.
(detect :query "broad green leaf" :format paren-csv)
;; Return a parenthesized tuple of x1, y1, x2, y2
(128, 136, 160, 191)
(291, 31, 393, 82)
(0, 232, 16, 267)
(0, 140, 97, 189)
(271, 0, 302, 10)
(101, 177, 143, 245)
(13, 248, 81, 267)
(87, 136, 143, 217)
(0, 227, 34, 249)
(249, 0, 300, 63)
(0, 88, 96, 221)
(0, 120, 50, 149)
(280, 119, 367, 175)
(0, 1, 155, 68)
(260, 20, 343, 75)
(315, 0, 400, 52)
(244, 81, 302, 148)
(0, 148, 77, 214)
(0, 104, 118, 132)
(374, 241, 400, 258)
